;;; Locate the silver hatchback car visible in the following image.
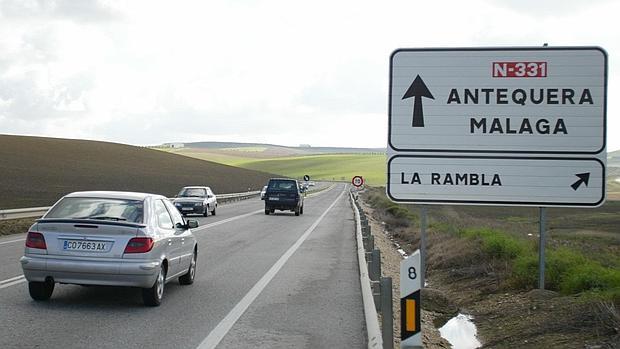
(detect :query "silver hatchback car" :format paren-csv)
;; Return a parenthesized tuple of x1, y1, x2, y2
(20, 191, 199, 306)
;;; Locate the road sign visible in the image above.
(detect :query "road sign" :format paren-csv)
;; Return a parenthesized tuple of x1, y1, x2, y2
(400, 250, 422, 348)
(388, 155, 604, 206)
(303, 175, 310, 181)
(352, 176, 364, 187)
(389, 47, 607, 154)
(387, 46, 607, 207)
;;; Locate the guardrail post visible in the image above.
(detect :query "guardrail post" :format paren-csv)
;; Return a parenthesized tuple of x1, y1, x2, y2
(370, 249, 381, 281)
(381, 277, 394, 349)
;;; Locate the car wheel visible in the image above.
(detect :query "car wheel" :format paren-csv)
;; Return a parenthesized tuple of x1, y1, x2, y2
(270, 209, 275, 214)
(295, 207, 300, 216)
(28, 280, 54, 301)
(300, 205, 304, 215)
(179, 250, 197, 285)
(143, 264, 166, 306)
(265, 208, 270, 215)
(211, 206, 216, 216)
(203, 205, 209, 217)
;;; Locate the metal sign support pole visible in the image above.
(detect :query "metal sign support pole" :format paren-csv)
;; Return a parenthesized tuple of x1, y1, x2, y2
(538, 207, 547, 289)
(420, 206, 427, 288)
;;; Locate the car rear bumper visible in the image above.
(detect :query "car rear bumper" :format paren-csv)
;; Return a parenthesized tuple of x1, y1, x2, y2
(20, 255, 160, 288)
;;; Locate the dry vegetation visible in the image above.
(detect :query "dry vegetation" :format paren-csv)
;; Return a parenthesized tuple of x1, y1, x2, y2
(361, 187, 619, 348)
(0, 134, 276, 209)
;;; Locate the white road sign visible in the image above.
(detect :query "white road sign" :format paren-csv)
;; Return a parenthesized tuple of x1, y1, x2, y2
(388, 155, 605, 206)
(389, 47, 607, 154)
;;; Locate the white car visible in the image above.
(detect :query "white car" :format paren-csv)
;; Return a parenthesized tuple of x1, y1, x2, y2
(173, 186, 218, 216)
(260, 185, 267, 200)
(20, 191, 199, 306)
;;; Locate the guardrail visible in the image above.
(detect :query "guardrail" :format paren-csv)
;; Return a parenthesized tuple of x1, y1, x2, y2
(0, 191, 261, 221)
(351, 189, 394, 349)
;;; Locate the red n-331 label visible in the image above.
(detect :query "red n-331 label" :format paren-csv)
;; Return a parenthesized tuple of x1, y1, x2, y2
(492, 62, 547, 78)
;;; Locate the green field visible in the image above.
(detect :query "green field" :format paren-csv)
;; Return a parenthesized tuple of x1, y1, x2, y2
(237, 154, 386, 185)
(163, 149, 387, 185)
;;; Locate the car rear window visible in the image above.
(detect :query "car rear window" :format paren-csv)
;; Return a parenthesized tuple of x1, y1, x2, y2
(268, 180, 297, 191)
(45, 197, 144, 223)
(178, 188, 207, 197)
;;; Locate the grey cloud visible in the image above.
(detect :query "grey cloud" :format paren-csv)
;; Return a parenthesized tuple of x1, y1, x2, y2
(0, 71, 93, 121)
(0, 0, 122, 22)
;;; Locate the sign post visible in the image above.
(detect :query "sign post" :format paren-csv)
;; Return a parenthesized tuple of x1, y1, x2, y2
(400, 250, 422, 348)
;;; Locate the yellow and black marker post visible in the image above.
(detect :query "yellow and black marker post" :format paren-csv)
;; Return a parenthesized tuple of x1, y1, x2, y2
(400, 250, 422, 348)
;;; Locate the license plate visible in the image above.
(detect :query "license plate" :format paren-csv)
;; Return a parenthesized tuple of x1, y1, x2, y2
(63, 240, 110, 252)
(269, 197, 279, 201)
(181, 207, 193, 211)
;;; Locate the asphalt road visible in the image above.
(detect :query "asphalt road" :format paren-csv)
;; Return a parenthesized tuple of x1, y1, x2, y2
(0, 183, 366, 348)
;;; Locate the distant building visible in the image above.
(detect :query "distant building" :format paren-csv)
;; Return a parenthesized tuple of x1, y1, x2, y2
(163, 143, 185, 148)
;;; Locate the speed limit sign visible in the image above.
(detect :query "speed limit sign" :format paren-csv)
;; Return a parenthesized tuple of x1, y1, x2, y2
(352, 176, 364, 187)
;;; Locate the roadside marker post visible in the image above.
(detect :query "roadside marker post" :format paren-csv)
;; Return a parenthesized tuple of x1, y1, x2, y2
(400, 250, 422, 348)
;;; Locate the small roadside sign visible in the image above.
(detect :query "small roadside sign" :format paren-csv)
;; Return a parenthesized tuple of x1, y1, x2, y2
(352, 176, 364, 187)
(400, 250, 422, 348)
(303, 175, 310, 181)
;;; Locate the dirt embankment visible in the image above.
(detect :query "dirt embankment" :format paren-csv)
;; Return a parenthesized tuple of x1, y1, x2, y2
(357, 193, 619, 349)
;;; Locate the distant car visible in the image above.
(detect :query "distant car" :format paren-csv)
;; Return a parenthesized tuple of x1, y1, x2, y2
(173, 186, 217, 216)
(264, 178, 304, 216)
(308, 181, 315, 187)
(260, 185, 268, 200)
(20, 191, 199, 306)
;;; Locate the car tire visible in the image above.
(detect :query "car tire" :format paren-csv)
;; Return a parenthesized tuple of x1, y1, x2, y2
(300, 205, 304, 215)
(179, 250, 197, 285)
(143, 264, 166, 306)
(203, 206, 209, 217)
(265, 208, 270, 215)
(295, 207, 300, 216)
(270, 209, 275, 214)
(28, 280, 54, 301)
(211, 206, 216, 216)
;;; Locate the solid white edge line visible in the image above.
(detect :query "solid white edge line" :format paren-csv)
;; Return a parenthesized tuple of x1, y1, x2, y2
(0, 276, 26, 289)
(0, 275, 25, 284)
(196, 185, 347, 349)
(351, 192, 383, 349)
(0, 238, 26, 246)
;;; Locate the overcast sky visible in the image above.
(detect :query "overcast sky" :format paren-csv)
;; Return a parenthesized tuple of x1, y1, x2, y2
(0, 0, 618, 150)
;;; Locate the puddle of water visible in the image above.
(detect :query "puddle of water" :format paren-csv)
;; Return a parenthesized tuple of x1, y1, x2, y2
(439, 313, 482, 349)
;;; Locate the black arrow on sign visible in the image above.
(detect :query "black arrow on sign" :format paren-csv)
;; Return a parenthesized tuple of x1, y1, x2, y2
(402, 75, 434, 127)
(571, 173, 590, 191)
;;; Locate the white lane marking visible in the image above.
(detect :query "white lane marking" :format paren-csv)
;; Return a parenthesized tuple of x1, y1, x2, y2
(0, 238, 26, 246)
(197, 186, 346, 349)
(0, 275, 25, 289)
(193, 210, 263, 233)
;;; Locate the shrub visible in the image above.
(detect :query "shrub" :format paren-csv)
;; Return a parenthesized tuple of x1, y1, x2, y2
(458, 228, 526, 261)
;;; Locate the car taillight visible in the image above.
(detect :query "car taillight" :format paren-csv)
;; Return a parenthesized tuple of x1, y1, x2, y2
(124, 237, 154, 253)
(25, 232, 47, 249)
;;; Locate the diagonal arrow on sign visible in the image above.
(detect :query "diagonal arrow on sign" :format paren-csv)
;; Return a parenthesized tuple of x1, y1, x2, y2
(402, 75, 434, 127)
(571, 172, 590, 191)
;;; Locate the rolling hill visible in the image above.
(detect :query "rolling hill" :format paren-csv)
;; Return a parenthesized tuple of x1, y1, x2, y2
(0, 135, 276, 209)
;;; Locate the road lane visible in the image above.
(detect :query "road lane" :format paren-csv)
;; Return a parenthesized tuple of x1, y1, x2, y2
(0, 183, 363, 348)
